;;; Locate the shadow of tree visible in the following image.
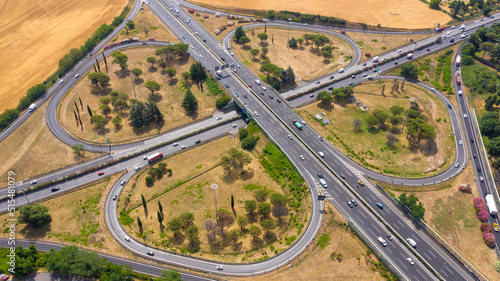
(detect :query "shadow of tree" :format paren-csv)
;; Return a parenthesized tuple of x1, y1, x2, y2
(134, 78, 144, 85)
(169, 232, 185, 245)
(148, 66, 158, 73)
(148, 93, 163, 103)
(19, 224, 50, 239)
(419, 139, 438, 156)
(114, 69, 130, 79)
(92, 125, 111, 136)
(168, 78, 179, 86)
(232, 241, 243, 252)
(317, 102, 334, 112)
(251, 237, 264, 250)
(90, 87, 112, 96)
(263, 231, 277, 244)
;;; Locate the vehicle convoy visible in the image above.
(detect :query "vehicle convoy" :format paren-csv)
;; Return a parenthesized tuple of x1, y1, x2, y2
(293, 119, 303, 130)
(455, 55, 461, 66)
(485, 194, 498, 216)
(455, 71, 462, 85)
(147, 152, 163, 163)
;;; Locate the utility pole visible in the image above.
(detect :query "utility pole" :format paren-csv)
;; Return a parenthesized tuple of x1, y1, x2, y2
(287, 18, 291, 48)
(383, 12, 392, 42)
(211, 184, 218, 237)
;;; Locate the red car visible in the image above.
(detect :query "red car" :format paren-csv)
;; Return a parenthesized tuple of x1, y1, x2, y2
(2, 275, 10, 281)
(248, 84, 252, 87)
(98, 171, 105, 176)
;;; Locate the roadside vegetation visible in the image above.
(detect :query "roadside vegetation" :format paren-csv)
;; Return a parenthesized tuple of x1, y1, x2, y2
(439, 0, 500, 24)
(301, 80, 454, 176)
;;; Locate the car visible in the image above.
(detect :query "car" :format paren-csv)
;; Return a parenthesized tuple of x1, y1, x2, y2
(347, 201, 354, 208)
(248, 84, 252, 87)
(464, 114, 468, 119)
(394, 62, 398, 65)
(124, 236, 131, 242)
(98, 171, 105, 176)
(471, 138, 474, 143)
(51, 187, 60, 192)
(195, 32, 198, 35)
(381, 58, 387, 62)
(368, 76, 374, 80)
(199, 54, 203, 58)
(351, 199, 357, 206)
(135, 166, 142, 171)
(262, 87, 267, 91)
(443, 35, 447, 39)
(330, 75, 334, 79)
(301, 120, 306, 125)
(113, 195, 117, 200)
(234, 93, 239, 97)
(386, 234, 393, 240)
(406, 258, 415, 265)
(120, 180, 126, 186)
(269, 95, 274, 99)
(362, 62, 367, 66)
(477, 166, 481, 172)
(195, 139, 201, 144)
(316, 81, 320, 84)
(300, 155, 305, 160)
(328, 87, 334, 90)
(448, 104, 452, 109)
(202, 39, 206, 42)
(473, 154, 477, 158)
(186, 20, 189, 23)
(376, 202, 383, 209)
(340, 174, 345, 179)
(261, 92, 265, 95)
(287, 135, 293, 140)
(243, 93, 247, 98)
(190, 45, 194, 49)
(277, 99, 281, 103)
(459, 140, 463, 145)
(317, 173, 324, 178)
(173, 142, 179, 146)
(147, 251, 154, 256)
(451, 25, 456, 29)
(373, 68, 378, 72)
(237, 65, 240, 68)
(357, 180, 364, 186)
(458, 90, 463, 96)
(31, 180, 37, 185)
(397, 49, 402, 53)
(221, 57, 225, 61)
(216, 265, 224, 270)
(58, 79, 64, 84)
(351, 75, 356, 79)
(427, 48, 430, 52)
(363, 73, 367, 77)
(225, 84, 230, 88)
(480, 176, 484, 182)
(230, 52, 234, 56)
(491, 15, 495, 18)
(143, 155, 148, 160)
(455, 163, 459, 168)
(74, 74, 80, 78)
(232, 124, 238, 128)
(310, 94, 315, 98)
(318, 135, 323, 141)
(1, 275, 9, 281)
(339, 68, 344, 73)
(182, 36, 185, 39)
(303, 23, 308, 26)
(254, 111, 258, 116)
(181, 145, 187, 149)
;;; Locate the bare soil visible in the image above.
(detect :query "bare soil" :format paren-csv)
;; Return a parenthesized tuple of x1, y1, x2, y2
(299, 80, 455, 176)
(233, 27, 353, 82)
(0, 0, 127, 113)
(187, 0, 451, 29)
(60, 47, 221, 144)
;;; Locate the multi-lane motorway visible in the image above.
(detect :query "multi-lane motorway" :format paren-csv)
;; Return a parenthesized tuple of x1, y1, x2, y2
(1, 0, 500, 279)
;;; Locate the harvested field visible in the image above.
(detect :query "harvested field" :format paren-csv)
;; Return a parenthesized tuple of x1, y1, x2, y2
(0, 0, 127, 113)
(187, 0, 451, 29)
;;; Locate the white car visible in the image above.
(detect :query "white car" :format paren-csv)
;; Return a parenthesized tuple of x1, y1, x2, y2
(216, 116, 222, 120)
(339, 68, 344, 73)
(458, 90, 463, 96)
(300, 155, 305, 160)
(446, 31, 451, 35)
(406, 258, 415, 265)
(318, 135, 323, 141)
(397, 49, 402, 53)
(254, 111, 259, 116)
(287, 135, 293, 140)
(120, 180, 127, 186)
(459, 140, 463, 145)
(31, 180, 37, 185)
(195, 32, 198, 35)
(232, 124, 238, 128)
(58, 79, 64, 84)
(200, 54, 203, 58)
(173, 142, 179, 147)
(464, 114, 468, 119)
(135, 166, 142, 171)
(181, 145, 187, 149)
(216, 265, 224, 270)
(230, 52, 234, 56)
(451, 25, 456, 29)
(74, 74, 80, 78)
(237, 65, 240, 68)
(479, 176, 484, 182)
(124, 236, 131, 242)
(301, 120, 306, 125)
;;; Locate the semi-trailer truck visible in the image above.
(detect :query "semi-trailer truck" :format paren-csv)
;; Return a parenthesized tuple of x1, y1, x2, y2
(485, 194, 498, 216)
(147, 152, 163, 163)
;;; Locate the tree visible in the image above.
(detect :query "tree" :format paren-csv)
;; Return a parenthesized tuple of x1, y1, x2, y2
(111, 51, 128, 69)
(288, 37, 298, 48)
(145, 176, 154, 186)
(182, 88, 199, 113)
(241, 135, 257, 150)
(229, 229, 240, 244)
(238, 128, 249, 140)
(157, 211, 163, 225)
(248, 225, 262, 241)
(131, 68, 142, 79)
(141, 194, 147, 211)
(189, 62, 207, 85)
(235, 26, 246, 41)
(262, 47, 268, 54)
(18, 204, 51, 228)
(272, 205, 289, 222)
(245, 200, 257, 216)
(400, 62, 419, 80)
(147, 56, 157, 68)
(221, 154, 234, 176)
(167, 217, 183, 237)
(494, 261, 500, 273)
(180, 212, 195, 229)
(144, 80, 162, 96)
(72, 143, 85, 156)
(398, 193, 425, 220)
(429, 0, 441, 10)
(352, 119, 363, 131)
(386, 133, 398, 146)
(281, 66, 296, 84)
(261, 219, 275, 233)
(258, 202, 271, 218)
(332, 87, 353, 100)
(158, 60, 167, 71)
(113, 99, 128, 114)
(126, 20, 135, 30)
(270, 192, 287, 206)
(435, 36, 442, 44)
(260, 63, 281, 79)
(390, 105, 405, 116)
(366, 114, 379, 128)
(156, 270, 183, 281)
(99, 104, 111, 117)
(257, 33, 268, 42)
(372, 109, 390, 126)
(250, 48, 260, 58)
(254, 189, 269, 202)
(316, 90, 333, 104)
(239, 36, 251, 45)
(181, 71, 191, 81)
(237, 215, 248, 230)
(216, 211, 234, 233)
(100, 97, 110, 105)
(165, 68, 177, 80)
(88, 72, 111, 88)
(483, 5, 492, 16)
(185, 225, 200, 251)
(91, 115, 109, 129)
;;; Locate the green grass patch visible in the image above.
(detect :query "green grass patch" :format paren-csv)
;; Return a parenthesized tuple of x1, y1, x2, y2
(206, 77, 225, 96)
(119, 210, 134, 225)
(317, 233, 331, 249)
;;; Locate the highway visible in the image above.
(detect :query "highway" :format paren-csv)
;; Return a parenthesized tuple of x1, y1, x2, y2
(0, 0, 498, 279)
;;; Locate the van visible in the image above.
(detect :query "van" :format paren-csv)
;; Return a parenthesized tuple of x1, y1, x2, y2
(28, 103, 37, 112)
(318, 151, 325, 158)
(372, 56, 379, 63)
(339, 68, 344, 73)
(407, 238, 417, 248)
(378, 237, 387, 247)
(255, 80, 261, 85)
(319, 178, 328, 188)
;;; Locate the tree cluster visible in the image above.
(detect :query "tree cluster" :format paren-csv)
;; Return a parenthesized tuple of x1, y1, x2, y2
(238, 128, 259, 150)
(154, 43, 189, 63)
(404, 102, 436, 144)
(220, 147, 252, 177)
(128, 101, 164, 128)
(398, 193, 425, 220)
(18, 203, 52, 228)
(145, 162, 172, 186)
(167, 212, 200, 251)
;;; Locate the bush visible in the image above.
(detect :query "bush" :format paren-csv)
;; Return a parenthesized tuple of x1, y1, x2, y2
(458, 184, 472, 194)
(477, 210, 489, 222)
(494, 261, 500, 273)
(473, 197, 486, 209)
(215, 96, 231, 109)
(480, 223, 493, 233)
(482, 232, 496, 248)
(365, 52, 372, 58)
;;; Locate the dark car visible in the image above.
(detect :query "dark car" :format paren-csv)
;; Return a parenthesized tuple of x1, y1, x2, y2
(328, 87, 334, 90)
(195, 139, 201, 144)
(317, 173, 324, 179)
(362, 62, 367, 66)
(340, 174, 346, 179)
(447, 104, 452, 109)
(243, 93, 247, 98)
(351, 199, 357, 206)
(330, 76, 334, 79)
(347, 201, 354, 208)
(386, 234, 393, 240)
(394, 62, 398, 65)
(269, 95, 273, 99)
(277, 99, 281, 103)
(376, 202, 383, 209)
(202, 39, 206, 42)
(147, 251, 154, 256)
(221, 57, 225, 61)
(225, 84, 230, 88)
(51, 187, 60, 192)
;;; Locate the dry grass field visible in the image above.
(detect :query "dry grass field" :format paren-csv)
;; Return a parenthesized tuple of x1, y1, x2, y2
(386, 163, 500, 280)
(0, 103, 99, 187)
(0, 0, 127, 113)
(60, 47, 220, 143)
(188, 0, 451, 29)
(299, 80, 454, 176)
(121, 133, 312, 262)
(233, 27, 353, 82)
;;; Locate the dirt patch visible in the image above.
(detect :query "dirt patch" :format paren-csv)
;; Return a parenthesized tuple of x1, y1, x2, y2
(60, 47, 222, 143)
(0, 103, 99, 186)
(0, 0, 127, 113)
(299, 80, 454, 176)
(233, 27, 353, 82)
(187, 0, 451, 29)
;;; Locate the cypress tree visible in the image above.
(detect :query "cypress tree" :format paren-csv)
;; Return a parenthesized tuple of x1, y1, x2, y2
(74, 101, 79, 115)
(79, 97, 83, 110)
(231, 195, 234, 209)
(87, 105, 93, 117)
(141, 194, 147, 211)
(157, 211, 163, 224)
(158, 201, 163, 214)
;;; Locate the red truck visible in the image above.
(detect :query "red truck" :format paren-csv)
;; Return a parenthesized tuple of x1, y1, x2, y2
(147, 152, 163, 163)
(435, 27, 445, 32)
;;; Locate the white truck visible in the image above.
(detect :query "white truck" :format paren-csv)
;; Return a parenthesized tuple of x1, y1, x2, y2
(485, 194, 498, 216)
(319, 178, 328, 188)
(255, 79, 261, 85)
(28, 103, 37, 113)
(372, 56, 379, 63)
(378, 237, 387, 247)
(406, 238, 417, 248)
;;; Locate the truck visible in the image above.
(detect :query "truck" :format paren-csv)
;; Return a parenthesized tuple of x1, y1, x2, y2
(28, 103, 37, 113)
(319, 178, 328, 188)
(485, 194, 498, 216)
(455, 71, 462, 85)
(255, 79, 261, 85)
(406, 53, 413, 59)
(406, 238, 417, 248)
(435, 27, 445, 32)
(378, 237, 388, 247)
(372, 56, 379, 63)
(293, 119, 303, 130)
(455, 55, 461, 66)
(147, 152, 163, 163)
